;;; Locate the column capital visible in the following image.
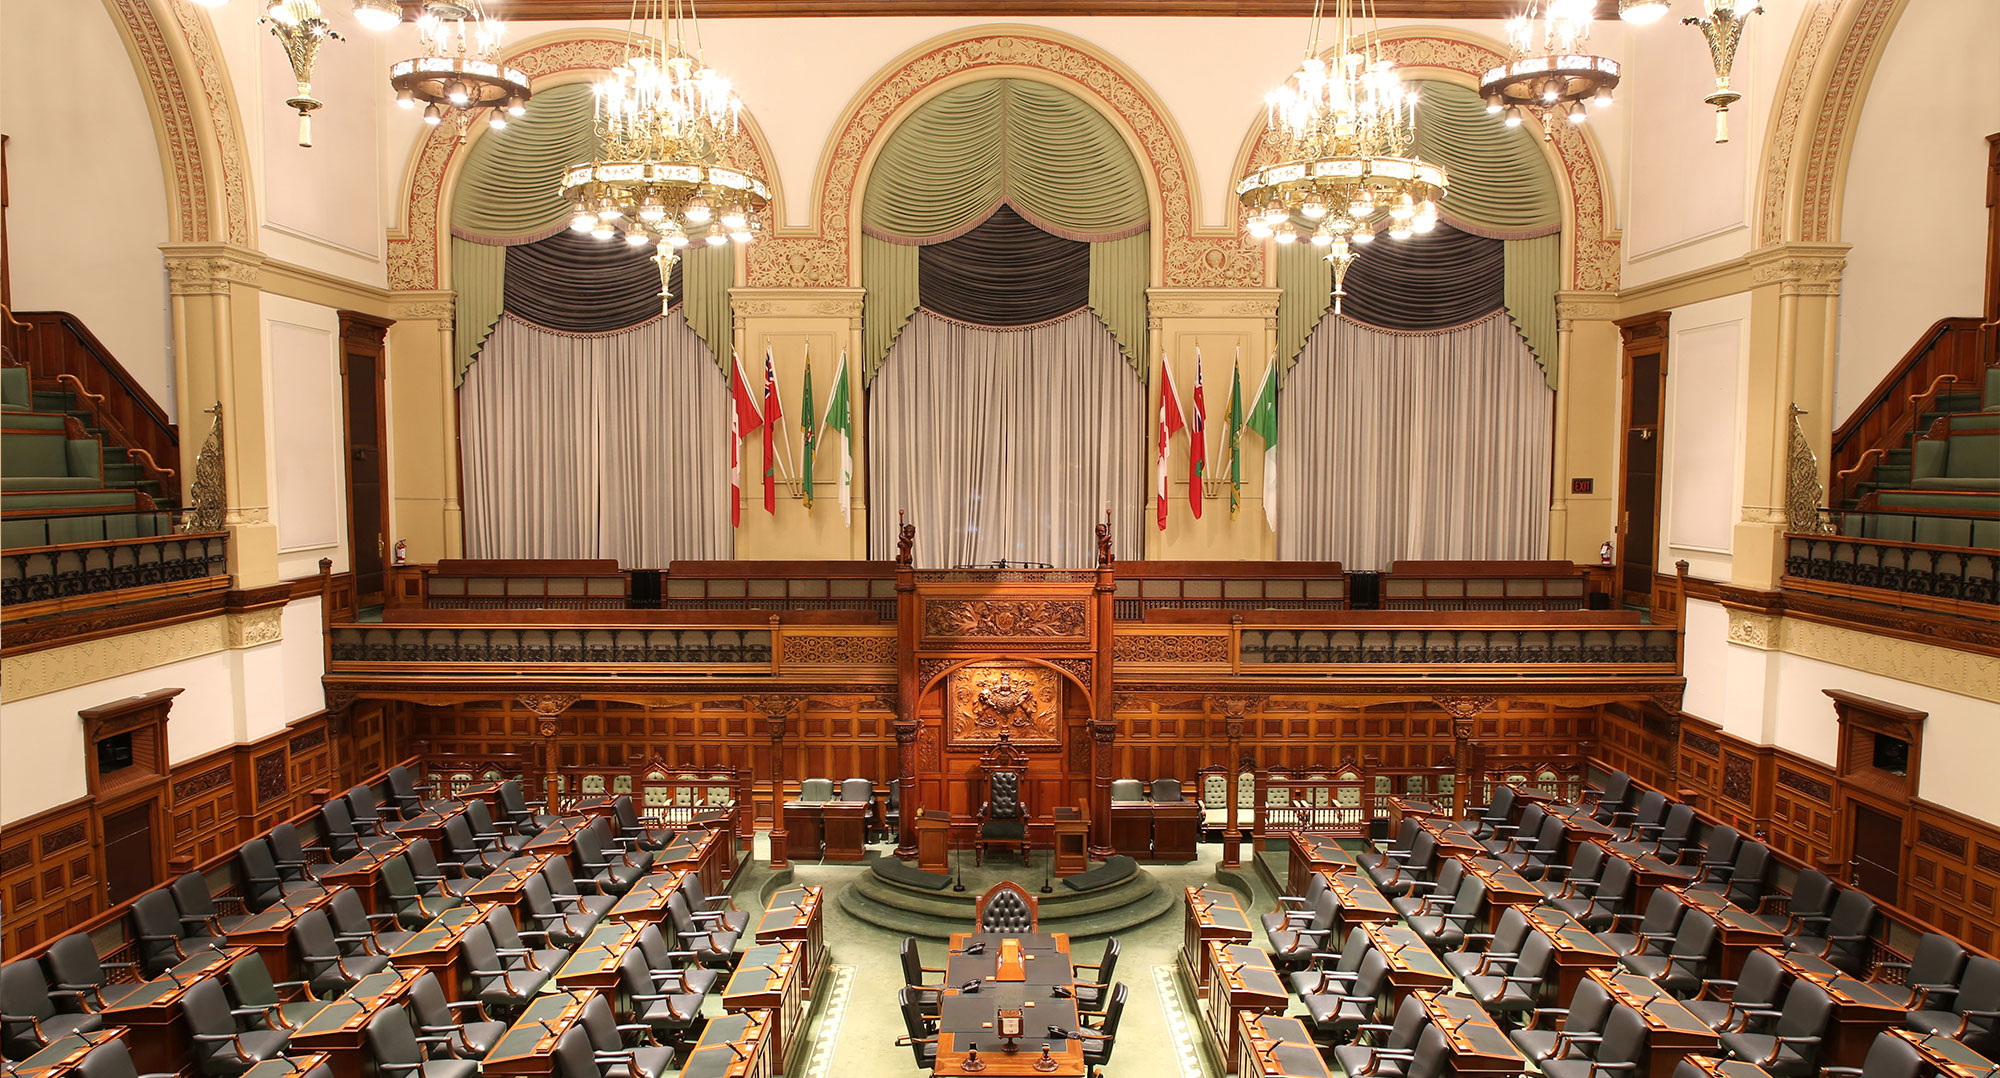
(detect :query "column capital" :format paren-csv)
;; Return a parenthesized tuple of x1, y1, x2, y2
(1146, 287, 1283, 321)
(162, 243, 265, 296)
(729, 287, 867, 331)
(1553, 290, 1617, 331)
(392, 290, 457, 322)
(1746, 242, 1851, 297)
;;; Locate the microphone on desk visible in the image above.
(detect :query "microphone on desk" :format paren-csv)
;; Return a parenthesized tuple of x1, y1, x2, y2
(723, 1041, 750, 1061)
(961, 980, 983, 993)
(1050, 985, 1073, 999)
(162, 966, 192, 989)
(957, 942, 986, 956)
(535, 1019, 562, 1042)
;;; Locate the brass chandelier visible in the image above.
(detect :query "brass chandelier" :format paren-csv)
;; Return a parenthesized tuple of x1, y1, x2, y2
(1238, 0, 1445, 313)
(563, 0, 770, 310)
(391, 1, 531, 142)
(189, 0, 402, 148)
(1481, 0, 1620, 137)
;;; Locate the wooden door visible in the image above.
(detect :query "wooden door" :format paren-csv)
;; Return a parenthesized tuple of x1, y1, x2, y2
(1615, 313, 1670, 608)
(1847, 800, 1904, 903)
(339, 312, 394, 607)
(101, 803, 156, 905)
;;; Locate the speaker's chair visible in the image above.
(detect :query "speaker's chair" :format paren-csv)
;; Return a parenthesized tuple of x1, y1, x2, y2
(975, 882, 1040, 934)
(976, 771, 1029, 865)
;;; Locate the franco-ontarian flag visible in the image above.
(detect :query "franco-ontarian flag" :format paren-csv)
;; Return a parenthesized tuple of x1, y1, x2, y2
(820, 350, 854, 526)
(1245, 356, 1279, 532)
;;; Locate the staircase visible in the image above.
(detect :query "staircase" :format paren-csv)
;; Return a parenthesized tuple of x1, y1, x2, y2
(2, 312, 184, 549)
(1831, 352, 2000, 550)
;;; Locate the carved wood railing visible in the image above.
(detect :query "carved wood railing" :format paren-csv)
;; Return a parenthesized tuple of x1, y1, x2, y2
(3, 311, 181, 501)
(1830, 317, 1990, 506)
(1783, 530, 1999, 615)
(1, 531, 227, 615)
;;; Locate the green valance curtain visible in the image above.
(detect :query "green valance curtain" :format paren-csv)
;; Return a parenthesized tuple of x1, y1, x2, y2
(1275, 80, 1563, 388)
(860, 79, 1151, 381)
(446, 81, 734, 383)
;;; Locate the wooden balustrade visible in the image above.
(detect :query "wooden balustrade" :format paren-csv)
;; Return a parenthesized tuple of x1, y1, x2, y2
(1830, 317, 1990, 506)
(3, 311, 181, 502)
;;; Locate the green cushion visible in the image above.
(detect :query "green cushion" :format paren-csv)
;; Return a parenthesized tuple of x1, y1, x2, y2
(1061, 855, 1139, 892)
(1, 518, 48, 547)
(105, 513, 141, 540)
(1913, 516, 1975, 547)
(48, 515, 107, 545)
(1913, 477, 2000, 491)
(1986, 366, 2000, 411)
(1878, 490, 2000, 512)
(1, 413, 72, 432)
(1, 476, 105, 491)
(1944, 433, 2000, 479)
(0, 368, 28, 409)
(65, 439, 101, 480)
(1, 490, 142, 510)
(2, 430, 69, 476)
(1948, 411, 2000, 432)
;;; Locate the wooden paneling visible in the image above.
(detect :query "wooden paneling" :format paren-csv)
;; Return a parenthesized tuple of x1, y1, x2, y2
(168, 750, 241, 867)
(1593, 702, 1678, 792)
(1908, 800, 2000, 954)
(0, 799, 98, 956)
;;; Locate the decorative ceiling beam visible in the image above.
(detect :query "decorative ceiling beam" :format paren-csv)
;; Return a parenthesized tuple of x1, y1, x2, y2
(411, 1, 1616, 20)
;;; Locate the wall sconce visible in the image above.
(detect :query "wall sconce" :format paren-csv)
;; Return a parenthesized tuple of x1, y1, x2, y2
(1684, 0, 1761, 142)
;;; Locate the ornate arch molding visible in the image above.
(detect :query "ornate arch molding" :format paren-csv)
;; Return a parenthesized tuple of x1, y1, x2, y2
(1754, 0, 1906, 247)
(754, 26, 1255, 290)
(103, 0, 253, 247)
(917, 654, 1095, 717)
(387, 31, 782, 292)
(1231, 28, 1619, 291)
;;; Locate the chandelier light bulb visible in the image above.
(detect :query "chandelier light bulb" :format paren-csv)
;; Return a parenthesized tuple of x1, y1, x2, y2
(1301, 200, 1329, 221)
(423, 103, 442, 125)
(638, 196, 667, 223)
(730, 229, 754, 243)
(444, 79, 470, 107)
(1273, 224, 1299, 244)
(507, 96, 527, 117)
(625, 230, 652, 247)
(1352, 225, 1375, 244)
(396, 88, 414, 109)
(720, 205, 749, 230)
(571, 212, 598, 233)
(1486, 95, 1504, 115)
(350, 0, 401, 31)
(488, 114, 506, 130)
(1504, 107, 1524, 128)
(596, 198, 622, 221)
(591, 220, 616, 240)
(1568, 101, 1588, 123)
(1390, 193, 1416, 221)
(704, 233, 728, 247)
(1389, 223, 1413, 241)
(684, 197, 712, 224)
(1594, 85, 1614, 107)
(1310, 226, 1334, 246)
(1413, 214, 1437, 234)
(666, 231, 691, 248)
(1247, 219, 1275, 239)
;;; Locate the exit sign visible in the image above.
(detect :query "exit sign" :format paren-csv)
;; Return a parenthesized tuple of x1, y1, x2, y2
(1572, 478, 1594, 494)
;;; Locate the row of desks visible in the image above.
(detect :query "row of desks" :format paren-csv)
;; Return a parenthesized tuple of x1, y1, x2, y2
(936, 931, 1086, 1076)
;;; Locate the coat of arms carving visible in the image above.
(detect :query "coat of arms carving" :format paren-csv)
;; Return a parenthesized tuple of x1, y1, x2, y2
(949, 664, 1061, 747)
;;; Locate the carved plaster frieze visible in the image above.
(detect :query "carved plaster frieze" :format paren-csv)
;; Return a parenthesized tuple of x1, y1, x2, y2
(1774, 617, 2000, 703)
(1796, 0, 1903, 244)
(394, 292, 457, 322)
(1554, 290, 1616, 329)
(1725, 608, 1780, 650)
(1746, 243, 1849, 297)
(225, 607, 284, 649)
(728, 288, 868, 321)
(1146, 288, 1284, 320)
(1756, 0, 1840, 245)
(2, 616, 229, 700)
(164, 245, 265, 296)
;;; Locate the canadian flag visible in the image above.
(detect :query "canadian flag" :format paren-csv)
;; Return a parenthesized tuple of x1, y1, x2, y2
(729, 352, 763, 526)
(1156, 354, 1185, 530)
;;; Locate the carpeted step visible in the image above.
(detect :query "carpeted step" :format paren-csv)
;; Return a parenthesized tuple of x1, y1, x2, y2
(855, 861, 1164, 919)
(838, 872, 1176, 940)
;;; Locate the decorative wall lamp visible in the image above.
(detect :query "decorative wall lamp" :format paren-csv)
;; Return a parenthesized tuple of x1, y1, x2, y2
(1684, 0, 1761, 142)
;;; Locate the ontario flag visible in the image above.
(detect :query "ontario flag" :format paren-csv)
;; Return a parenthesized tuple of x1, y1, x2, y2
(762, 346, 785, 514)
(1189, 348, 1207, 518)
(1156, 353, 1185, 530)
(729, 352, 763, 527)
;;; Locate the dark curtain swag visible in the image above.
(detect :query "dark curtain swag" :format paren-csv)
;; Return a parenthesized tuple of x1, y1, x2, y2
(502, 228, 684, 335)
(1334, 223, 1506, 331)
(918, 206, 1090, 326)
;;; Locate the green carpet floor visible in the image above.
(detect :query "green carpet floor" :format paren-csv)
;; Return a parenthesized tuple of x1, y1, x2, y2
(731, 832, 1278, 1077)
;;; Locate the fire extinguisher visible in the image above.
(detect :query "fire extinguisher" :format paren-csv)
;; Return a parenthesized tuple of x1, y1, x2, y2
(393, 539, 408, 566)
(1600, 540, 1614, 566)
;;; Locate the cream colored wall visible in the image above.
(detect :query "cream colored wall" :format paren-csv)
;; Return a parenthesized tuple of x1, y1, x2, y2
(1, 0, 174, 412)
(262, 295, 352, 580)
(1556, 316, 1626, 564)
(1618, 0, 1813, 287)
(1659, 293, 1752, 581)
(1833, 0, 2000, 424)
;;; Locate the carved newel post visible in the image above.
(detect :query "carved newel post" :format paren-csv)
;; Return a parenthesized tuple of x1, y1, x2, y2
(1089, 721, 1117, 860)
(894, 715, 920, 861)
(1437, 696, 1496, 818)
(1208, 695, 1257, 869)
(517, 694, 580, 812)
(747, 695, 803, 869)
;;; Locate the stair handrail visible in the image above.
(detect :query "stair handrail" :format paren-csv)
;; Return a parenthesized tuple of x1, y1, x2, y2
(1829, 316, 1985, 505)
(3, 311, 180, 493)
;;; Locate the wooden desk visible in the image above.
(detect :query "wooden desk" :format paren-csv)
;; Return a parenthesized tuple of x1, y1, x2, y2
(1764, 948, 1909, 1069)
(316, 839, 412, 914)
(1557, 815, 1615, 863)
(481, 989, 594, 1076)
(1205, 942, 1289, 1074)
(390, 802, 466, 862)
(1153, 801, 1201, 862)
(461, 852, 554, 916)
(452, 780, 505, 814)
(1416, 817, 1487, 855)
(1324, 868, 1399, 929)
(1456, 855, 1544, 929)
(782, 799, 866, 863)
(1587, 968, 1721, 1076)
(916, 814, 952, 873)
(386, 902, 485, 1001)
(606, 869, 690, 924)
(680, 1010, 775, 1078)
(1108, 801, 1154, 858)
(1236, 1014, 1335, 1078)
(936, 931, 1084, 1076)
(8, 1028, 125, 1078)
(1414, 988, 1532, 1075)
(1666, 885, 1786, 981)
(1524, 907, 1624, 1007)
(240, 1056, 335, 1078)
(1892, 1027, 2000, 1078)
(520, 815, 592, 866)
(1363, 922, 1454, 1001)
(1288, 833, 1358, 897)
(225, 885, 338, 983)
(723, 941, 807, 1076)
(1596, 841, 1697, 920)
(552, 920, 642, 995)
(1675, 1057, 1777, 1078)
(660, 826, 725, 895)
(100, 946, 251, 1074)
(1184, 886, 1253, 996)
(753, 885, 825, 997)
(284, 968, 422, 1078)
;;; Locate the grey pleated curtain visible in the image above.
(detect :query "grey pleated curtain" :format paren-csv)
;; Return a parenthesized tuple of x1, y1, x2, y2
(868, 310, 1144, 568)
(461, 313, 731, 565)
(1274, 80, 1562, 387)
(860, 79, 1152, 380)
(447, 82, 735, 383)
(1277, 312, 1552, 568)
